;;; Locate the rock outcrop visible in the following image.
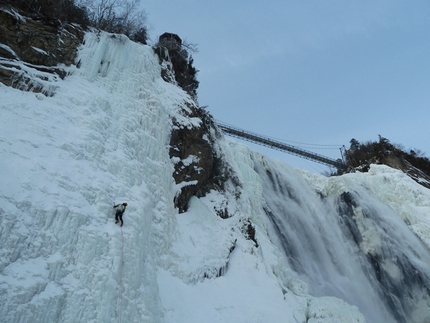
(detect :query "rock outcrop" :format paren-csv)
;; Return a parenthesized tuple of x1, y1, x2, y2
(153, 32, 239, 214)
(153, 32, 199, 100)
(170, 103, 240, 214)
(0, 4, 84, 95)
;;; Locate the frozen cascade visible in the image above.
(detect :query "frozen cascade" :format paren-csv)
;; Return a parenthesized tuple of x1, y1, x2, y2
(253, 154, 430, 323)
(0, 32, 191, 323)
(2, 31, 324, 323)
(1, 29, 430, 323)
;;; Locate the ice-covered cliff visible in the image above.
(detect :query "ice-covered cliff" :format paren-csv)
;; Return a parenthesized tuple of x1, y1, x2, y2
(1, 30, 430, 323)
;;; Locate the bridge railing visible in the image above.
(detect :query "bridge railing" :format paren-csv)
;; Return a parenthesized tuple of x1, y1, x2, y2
(216, 120, 347, 169)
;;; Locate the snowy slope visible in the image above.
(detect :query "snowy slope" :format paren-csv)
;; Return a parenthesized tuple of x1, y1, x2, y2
(1, 31, 429, 323)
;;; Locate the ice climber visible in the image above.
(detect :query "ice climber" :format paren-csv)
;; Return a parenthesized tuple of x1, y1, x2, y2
(114, 202, 128, 227)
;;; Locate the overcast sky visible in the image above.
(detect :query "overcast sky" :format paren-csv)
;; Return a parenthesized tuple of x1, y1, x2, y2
(141, 1, 430, 173)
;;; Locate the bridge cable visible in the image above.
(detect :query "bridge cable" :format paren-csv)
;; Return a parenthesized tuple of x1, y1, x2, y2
(216, 120, 342, 148)
(216, 121, 348, 169)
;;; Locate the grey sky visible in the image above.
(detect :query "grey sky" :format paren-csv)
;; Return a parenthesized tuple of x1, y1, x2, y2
(142, 1, 430, 173)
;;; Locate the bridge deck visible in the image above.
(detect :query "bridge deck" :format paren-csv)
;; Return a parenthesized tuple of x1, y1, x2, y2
(217, 121, 347, 169)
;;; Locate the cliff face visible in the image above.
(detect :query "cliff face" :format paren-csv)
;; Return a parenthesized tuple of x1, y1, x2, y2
(153, 32, 239, 214)
(169, 103, 240, 214)
(0, 6, 237, 217)
(0, 4, 84, 94)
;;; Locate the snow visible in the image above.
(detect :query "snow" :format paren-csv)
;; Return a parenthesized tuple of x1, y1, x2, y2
(0, 44, 17, 58)
(1, 30, 430, 323)
(31, 46, 48, 55)
(1, 6, 26, 23)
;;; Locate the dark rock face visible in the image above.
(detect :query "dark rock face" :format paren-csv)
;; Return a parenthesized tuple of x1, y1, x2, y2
(0, 5, 84, 94)
(170, 104, 216, 213)
(153, 32, 199, 100)
(159, 32, 182, 48)
(170, 103, 239, 214)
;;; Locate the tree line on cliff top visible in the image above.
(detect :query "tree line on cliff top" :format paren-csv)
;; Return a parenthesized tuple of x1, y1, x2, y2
(4, 0, 148, 44)
(345, 136, 430, 175)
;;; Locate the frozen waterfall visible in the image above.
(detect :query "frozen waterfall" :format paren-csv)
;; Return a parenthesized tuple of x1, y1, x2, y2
(253, 154, 430, 323)
(1, 30, 430, 323)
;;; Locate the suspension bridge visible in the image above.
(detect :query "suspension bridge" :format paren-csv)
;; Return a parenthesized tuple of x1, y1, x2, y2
(216, 121, 348, 170)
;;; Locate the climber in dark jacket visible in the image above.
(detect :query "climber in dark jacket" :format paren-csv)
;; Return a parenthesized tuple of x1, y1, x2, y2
(114, 202, 127, 227)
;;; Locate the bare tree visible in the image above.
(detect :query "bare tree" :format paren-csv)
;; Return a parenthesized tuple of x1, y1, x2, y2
(78, 0, 147, 38)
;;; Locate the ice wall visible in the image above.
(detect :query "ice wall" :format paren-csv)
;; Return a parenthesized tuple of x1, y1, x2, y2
(0, 32, 191, 323)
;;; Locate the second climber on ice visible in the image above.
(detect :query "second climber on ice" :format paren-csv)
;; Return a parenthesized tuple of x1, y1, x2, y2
(114, 202, 127, 227)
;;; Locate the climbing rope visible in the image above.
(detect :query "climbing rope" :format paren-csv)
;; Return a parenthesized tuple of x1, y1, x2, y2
(117, 226, 124, 323)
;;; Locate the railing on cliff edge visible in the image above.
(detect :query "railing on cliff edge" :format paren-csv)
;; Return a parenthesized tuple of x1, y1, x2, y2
(216, 121, 348, 170)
